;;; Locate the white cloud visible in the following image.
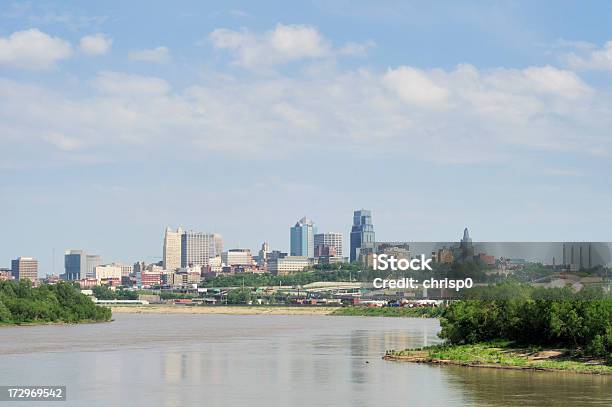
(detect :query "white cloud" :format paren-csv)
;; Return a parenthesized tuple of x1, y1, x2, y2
(476, 65, 591, 100)
(0, 58, 607, 168)
(0, 28, 72, 69)
(92, 71, 171, 96)
(522, 66, 591, 98)
(209, 24, 331, 69)
(566, 41, 612, 71)
(79, 34, 112, 55)
(339, 40, 376, 57)
(128, 46, 171, 63)
(383, 66, 449, 107)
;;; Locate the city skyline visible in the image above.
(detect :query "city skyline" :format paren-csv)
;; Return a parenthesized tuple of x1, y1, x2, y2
(3, 1, 612, 275)
(8, 207, 612, 278)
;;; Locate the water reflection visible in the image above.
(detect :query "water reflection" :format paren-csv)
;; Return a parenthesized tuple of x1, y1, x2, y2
(443, 366, 612, 406)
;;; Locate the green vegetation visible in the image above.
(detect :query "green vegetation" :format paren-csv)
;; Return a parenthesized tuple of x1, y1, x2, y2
(441, 283, 611, 357)
(221, 288, 289, 305)
(0, 280, 111, 325)
(92, 285, 139, 300)
(226, 288, 257, 304)
(92, 286, 198, 301)
(386, 342, 612, 374)
(332, 306, 444, 318)
(387, 283, 611, 374)
(202, 265, 366, 288)
(158, 291, 197, 300)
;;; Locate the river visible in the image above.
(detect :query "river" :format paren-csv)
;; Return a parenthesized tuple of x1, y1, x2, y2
(0, 314, 609, 406)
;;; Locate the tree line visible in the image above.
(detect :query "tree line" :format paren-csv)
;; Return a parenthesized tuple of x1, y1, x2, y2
(439, 282, 612, 357)
(0, 280, 111, 324)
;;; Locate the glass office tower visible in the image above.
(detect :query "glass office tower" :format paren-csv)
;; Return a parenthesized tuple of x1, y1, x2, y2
(64, 250, 86, 280)
(290, 217, 316, 258)
(350, 209, 375, 262)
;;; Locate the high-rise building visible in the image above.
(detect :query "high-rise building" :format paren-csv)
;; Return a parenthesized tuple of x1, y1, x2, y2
(64, 250, 87, 280)
(163, 227, 183, 271)
(86, 254, 102, 279)
(258, 242, 270, 268)
(314, 232, 343, 258)
(133, 261, 146, 287)
(181, 231, 223, 267)
(290, 217, 316, 258)
(350, 210, 375, 262)
(457, 227, 474, 261)
(212, 234, 223, 260)
(11, 257, 38, 282)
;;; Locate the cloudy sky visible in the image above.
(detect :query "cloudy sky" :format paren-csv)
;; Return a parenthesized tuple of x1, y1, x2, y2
(2, 0, 612, 273)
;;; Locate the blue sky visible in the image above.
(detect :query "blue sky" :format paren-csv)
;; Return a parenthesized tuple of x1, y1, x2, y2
(2, 1, 612, 274)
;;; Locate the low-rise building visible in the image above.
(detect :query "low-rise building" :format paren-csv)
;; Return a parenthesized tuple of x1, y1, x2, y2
(94, 265, 122, 284)
(78, 278, 99, 289)
(204, 256, 223, 273)
(11, 257, 38, 283)
(436, 247, 454, 264)
(141, 271, 162, 287)
(173, 267, 202, 286)
(268, 256, 312, 275)
(478, 253, 495, 266)
(0, 267, 13, 281)
(222, 249, 254, 267)
(376, 242, 410, 260)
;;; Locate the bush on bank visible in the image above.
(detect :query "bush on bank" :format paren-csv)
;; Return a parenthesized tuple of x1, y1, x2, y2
(332, 306, 444, 318)
(439, 283, 612, 357)
(0, 280, 111, 324)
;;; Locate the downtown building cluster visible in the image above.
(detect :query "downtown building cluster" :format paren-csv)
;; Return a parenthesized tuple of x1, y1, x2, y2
(2, 213, 609, 294)
(0, 209, 381, 289)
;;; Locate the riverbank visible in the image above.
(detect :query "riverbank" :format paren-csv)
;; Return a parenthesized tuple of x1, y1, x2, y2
(0, 318, 111, 327)
(384, 342, 612, 375)
(110, 304, 338, 315)
(332, 306, 443, 318)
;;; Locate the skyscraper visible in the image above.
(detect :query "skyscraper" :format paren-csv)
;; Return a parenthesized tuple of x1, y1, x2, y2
(457, 227, 474, 261)
(314, 232, 343, 258)
(163, 227, 183, 271)
(64, 250, 87, 280)
(212, 233, 223, 259)
(11, 257, 38, 282)
(350, 210, 375, 262)
(290, 217, 316, 258)
(86, 254, 102, 279)
(258, 242, 270, 268)
(181, 231, 223, 267)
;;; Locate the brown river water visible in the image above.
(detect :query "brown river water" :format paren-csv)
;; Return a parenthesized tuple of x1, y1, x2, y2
(0, 314, 609, 406)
